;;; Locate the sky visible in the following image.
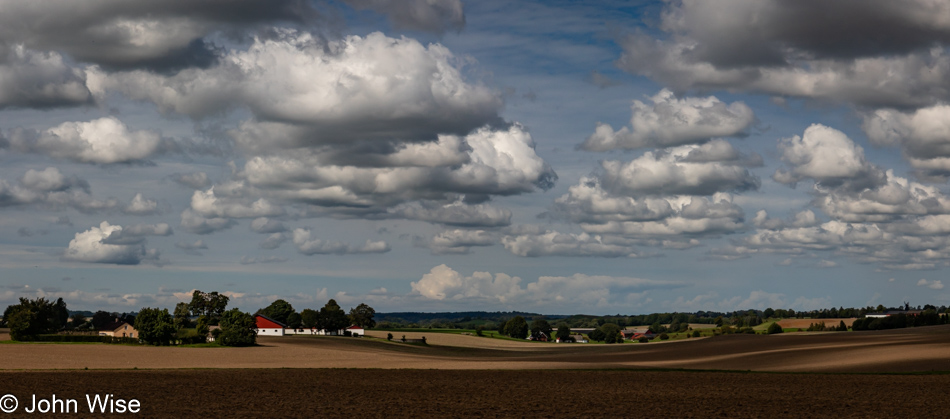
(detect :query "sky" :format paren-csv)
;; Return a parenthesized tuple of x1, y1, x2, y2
(2, 0, 950, 315)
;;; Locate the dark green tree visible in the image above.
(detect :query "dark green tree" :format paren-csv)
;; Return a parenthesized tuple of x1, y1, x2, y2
(530, 318, 553, 337)
(556, 324, 571, 341)
(348, 303, 377, 329)
(504, 316, 529, 339)
(68, 313, 88, 330)
(134, 307, 176, 345)
(91, 311, 113, 330)
(767, 322, 784, 334)
(218, 308, 257, 346)
(194, 316, 210, 344)
(174, 302, 192, 329)
(300, 308, 319, 328)
(51, 298, 68, 330)
(763, 308, 775, 319)
(7, 307, 35, 341)
(648, 321, 667, 334)
(257, 299, 295, 325)
(318, 299, 349, 333)
(286, 312, 302, 329)
(188, 290, 230, 324)
(5, 297, 66, 340)
(600, 323, 622, 344)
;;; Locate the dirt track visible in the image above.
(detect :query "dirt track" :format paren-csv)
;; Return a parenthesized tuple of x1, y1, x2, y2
(1, 369, 948, 418)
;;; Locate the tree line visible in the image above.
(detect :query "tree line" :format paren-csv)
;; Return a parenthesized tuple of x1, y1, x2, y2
(1, 291, 378, 346)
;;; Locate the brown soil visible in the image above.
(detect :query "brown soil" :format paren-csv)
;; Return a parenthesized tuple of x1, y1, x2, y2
(1, 369, 948, 418)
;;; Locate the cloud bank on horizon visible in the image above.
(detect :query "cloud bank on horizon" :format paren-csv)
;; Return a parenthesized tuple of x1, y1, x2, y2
(1, 0, 949, 314)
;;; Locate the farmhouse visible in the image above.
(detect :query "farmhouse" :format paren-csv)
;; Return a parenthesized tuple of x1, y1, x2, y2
(346, 325, 365, 337)
(623, 331, 655, 341)
(255, 314, 286, 336)
(98, 321, 137, 339)
(206, 325, 220, 342)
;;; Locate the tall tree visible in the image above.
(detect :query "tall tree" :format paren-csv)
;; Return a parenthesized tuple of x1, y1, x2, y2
(174, 302, 192, 329)
(5, 297, 66, 340)
(504, 316, 528, 339)
(52, 298, 69, 330)
(91, 311, 114, 330)
(530, 318, 552, 337)
(286, 312, 302, 329)
(300, 308, 319, 328)
(188, 290, 230, 324)
(194, 316, 210, 344)
(134, 307, 176, 345)
(556, 324, 571, 341)
(348, 303, 376, 329)
(257, 299, 295, 325)
(600, 323, 622, 344)
(318, 299, 348, 333)
(218, 308, 256, 347)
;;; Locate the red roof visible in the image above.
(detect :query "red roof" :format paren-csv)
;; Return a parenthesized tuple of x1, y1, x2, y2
(346, 325, 364, 330)
(255, 315, 285, 329)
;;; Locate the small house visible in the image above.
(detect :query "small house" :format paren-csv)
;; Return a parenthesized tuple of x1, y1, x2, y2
(98, 321, 137, 339)
(346, 325, 365, 337)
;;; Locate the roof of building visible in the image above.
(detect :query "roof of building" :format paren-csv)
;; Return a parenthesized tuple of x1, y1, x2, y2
(98, 321, 133, 332)
(255, 314, 287, 328)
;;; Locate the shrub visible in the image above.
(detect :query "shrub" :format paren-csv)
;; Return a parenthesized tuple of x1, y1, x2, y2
(658, 333, 669, 340)
(638, 337, 649, 343)
(387, 333, 393, 341)
(691, 330, 701, 338)
(767, 322, 783, 334)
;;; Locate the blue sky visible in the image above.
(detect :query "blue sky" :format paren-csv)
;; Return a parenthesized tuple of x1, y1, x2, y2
(1, 0, 948, 314)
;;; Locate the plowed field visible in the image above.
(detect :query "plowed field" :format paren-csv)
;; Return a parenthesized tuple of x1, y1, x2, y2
(1, 369, 949, 418)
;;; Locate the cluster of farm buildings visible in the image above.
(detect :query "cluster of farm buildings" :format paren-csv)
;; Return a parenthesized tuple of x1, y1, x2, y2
(254, 314, 365, 337)
(95, 314, 366, 340)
